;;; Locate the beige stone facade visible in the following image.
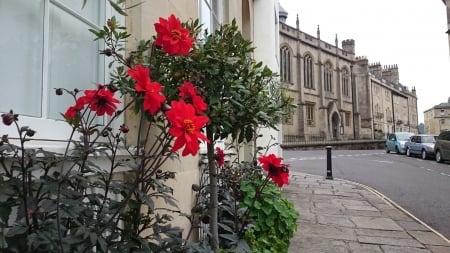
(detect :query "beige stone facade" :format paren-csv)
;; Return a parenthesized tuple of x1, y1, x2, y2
(279, 15, 418, 142)
(424, 98, 450, 134)
(125, 0, 280, 235)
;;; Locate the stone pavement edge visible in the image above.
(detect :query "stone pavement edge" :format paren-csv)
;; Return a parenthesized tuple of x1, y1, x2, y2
(284, 172, 450, 253)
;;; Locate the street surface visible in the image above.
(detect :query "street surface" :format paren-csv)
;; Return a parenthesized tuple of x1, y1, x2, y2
(283, 149, 450, 239)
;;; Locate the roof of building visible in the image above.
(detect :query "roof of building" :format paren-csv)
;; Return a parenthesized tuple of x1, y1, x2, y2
(434, 102, 450, 109)
(279, 4, 288, 17)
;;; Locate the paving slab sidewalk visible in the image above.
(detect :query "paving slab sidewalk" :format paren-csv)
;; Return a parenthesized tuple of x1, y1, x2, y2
(284, 172, 450, 253)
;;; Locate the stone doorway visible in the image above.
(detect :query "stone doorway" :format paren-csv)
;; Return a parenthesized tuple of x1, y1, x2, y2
(331, 112, 339, 138)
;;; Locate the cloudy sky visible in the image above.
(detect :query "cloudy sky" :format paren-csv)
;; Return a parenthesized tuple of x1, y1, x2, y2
(279, 0, 450, 123)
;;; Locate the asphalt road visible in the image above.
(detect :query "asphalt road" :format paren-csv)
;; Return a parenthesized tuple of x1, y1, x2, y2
(282, 149, 450, 239)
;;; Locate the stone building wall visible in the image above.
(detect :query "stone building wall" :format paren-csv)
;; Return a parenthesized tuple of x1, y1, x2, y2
(279, 13, 419, 142)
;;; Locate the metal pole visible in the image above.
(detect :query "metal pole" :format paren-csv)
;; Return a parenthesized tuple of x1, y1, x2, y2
(326, 146, 333, 180)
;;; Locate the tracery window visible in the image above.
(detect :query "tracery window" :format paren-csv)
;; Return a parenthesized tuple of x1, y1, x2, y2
(280, 46, 291, 83)
(304, 54, 314, 89)
(324, 62, 333, 93)
(342, 68, 349, 97)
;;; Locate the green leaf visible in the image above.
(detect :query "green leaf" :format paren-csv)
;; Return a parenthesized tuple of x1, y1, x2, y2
(253, 200, 262, 210)
(235, 239, 252, 253)
(6, 223, 28, 237)
(108, 0, 127, 16)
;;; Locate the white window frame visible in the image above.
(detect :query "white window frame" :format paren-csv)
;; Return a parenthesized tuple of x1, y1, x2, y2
(1, 1, 123, 150)
(199, 0, 224, 34)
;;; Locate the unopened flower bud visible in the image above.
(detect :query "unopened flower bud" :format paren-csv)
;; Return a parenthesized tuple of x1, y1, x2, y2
(1, 112, 14, 126)
(26, 129, 36, 137)
(107, 83, 118, 92)
(20, 126, 30, 133)
(120, 124, 129, 133)
(107, 19, 116, 29)
(191, 184, 201, 192)
(103, 48, 113, 57)
(55, 88, 63, 96)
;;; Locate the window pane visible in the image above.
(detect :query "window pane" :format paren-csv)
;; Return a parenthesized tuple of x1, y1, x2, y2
(200, 0, 212, 34)
(47, 4, 104, 120)
(0, 0, 44, 117)
(56, 0, 102, 25)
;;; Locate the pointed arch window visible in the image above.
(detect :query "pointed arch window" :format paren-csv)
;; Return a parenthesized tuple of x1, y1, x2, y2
(324, 62, 333, 93)
(280, 46, 291, 83)
(342, 68, 350, 97)
(304, 54, 314, 89)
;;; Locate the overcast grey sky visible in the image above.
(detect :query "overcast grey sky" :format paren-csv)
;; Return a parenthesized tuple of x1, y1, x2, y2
(279, 0, 450, 123)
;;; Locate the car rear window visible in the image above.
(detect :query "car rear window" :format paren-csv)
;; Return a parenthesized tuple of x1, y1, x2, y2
(438, 131, 450, 141)
(397, 133, 412, 141)
(421, 136, 436, 143)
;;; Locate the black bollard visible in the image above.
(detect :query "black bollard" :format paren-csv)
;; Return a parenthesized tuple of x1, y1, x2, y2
(326, 146, 333, 180)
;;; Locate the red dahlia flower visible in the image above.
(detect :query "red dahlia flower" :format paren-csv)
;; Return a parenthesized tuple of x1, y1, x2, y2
(64, 106, 79, 119)
(64, 97, 87, 119)
(179, 81, 197, 99)
(154, 14, 194, 55)
(127, 65, 151, 93)
(258, 154, 289, 187)
(166, 100, 210, 156)
(192, 95, 207, 114)
(178, 81, 207, 114)
(83, 88, 120, 116)
(215, 147, 225, 167)
(128, 65, 166, 115)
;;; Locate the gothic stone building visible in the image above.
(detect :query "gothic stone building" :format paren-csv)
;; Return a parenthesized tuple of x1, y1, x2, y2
(279, 14, 418, 142)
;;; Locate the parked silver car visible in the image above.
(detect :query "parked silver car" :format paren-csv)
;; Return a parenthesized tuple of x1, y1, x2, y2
(404, 134, 437, 160)
(385, 132, 414, 154)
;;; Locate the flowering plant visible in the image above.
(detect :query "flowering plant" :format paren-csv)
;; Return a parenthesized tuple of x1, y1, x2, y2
(0, 14, 211, 253)
(0, 7, 294, 253)
(189, 147, 298, 252)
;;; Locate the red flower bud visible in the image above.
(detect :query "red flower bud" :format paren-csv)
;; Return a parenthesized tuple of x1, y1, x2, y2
(120, 124, 129, 133)
(1, 112, 14, 126)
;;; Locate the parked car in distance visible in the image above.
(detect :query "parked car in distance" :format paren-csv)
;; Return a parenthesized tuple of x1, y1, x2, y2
(434, 130, 450, 163)
(385, 132, 414, 154)
(405, 134, 437, 160)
